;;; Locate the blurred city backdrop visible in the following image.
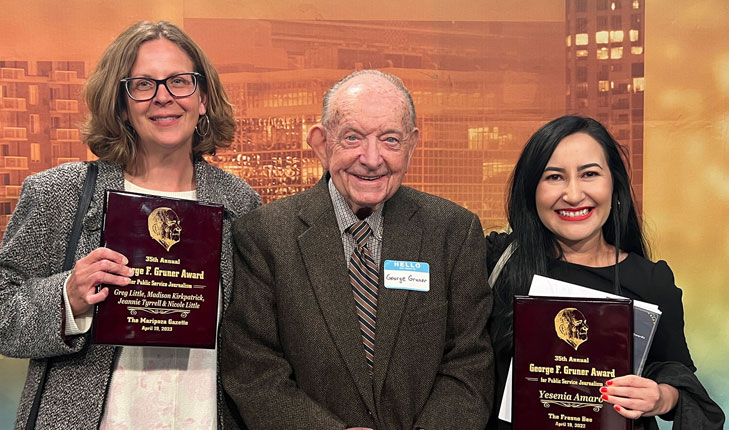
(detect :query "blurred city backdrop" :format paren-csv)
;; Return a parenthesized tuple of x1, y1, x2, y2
(2, 1, 727, 429)
(0, 1, 645, 233)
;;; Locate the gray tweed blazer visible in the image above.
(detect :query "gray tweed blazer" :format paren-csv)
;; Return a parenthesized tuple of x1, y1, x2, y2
(0, 159, 260, 429)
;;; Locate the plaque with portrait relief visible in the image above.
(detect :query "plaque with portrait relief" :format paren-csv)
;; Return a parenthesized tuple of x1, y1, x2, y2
(513, 296, 632, 430)
(93, 190, 223, 348)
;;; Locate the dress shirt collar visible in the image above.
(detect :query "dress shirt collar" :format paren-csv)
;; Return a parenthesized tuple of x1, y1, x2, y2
(328, 178, 383, 241)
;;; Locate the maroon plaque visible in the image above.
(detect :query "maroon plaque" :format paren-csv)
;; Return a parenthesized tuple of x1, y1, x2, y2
(93, 190, 223, 349)
(513, 296, 632, 430)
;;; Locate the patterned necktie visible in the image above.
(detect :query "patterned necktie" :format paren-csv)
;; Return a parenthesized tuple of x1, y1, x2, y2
(347, 220, 379, 369)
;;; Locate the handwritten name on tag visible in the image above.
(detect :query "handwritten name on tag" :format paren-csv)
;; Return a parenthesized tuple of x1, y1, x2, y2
(383, 260, 430, 292)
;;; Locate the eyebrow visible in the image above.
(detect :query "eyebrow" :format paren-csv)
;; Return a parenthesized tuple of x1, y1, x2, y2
(127, 71, 191, 79)
(578, 163, 603, 171)
(339, 126, 405, 136)
(339, 126, 363, 136)
(543, 163, 603, 173)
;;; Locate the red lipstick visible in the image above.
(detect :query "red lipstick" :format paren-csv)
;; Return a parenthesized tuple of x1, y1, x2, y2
(555, 207, 593, 221)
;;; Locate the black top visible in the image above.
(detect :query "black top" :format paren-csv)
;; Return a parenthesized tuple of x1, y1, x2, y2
(486, 232, 724, 430)
(548, 252, 694, 370)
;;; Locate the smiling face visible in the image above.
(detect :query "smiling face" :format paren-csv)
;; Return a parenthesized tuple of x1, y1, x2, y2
(308, 75, 418, 213)
(124, 38, 206, 156)
(535, 132, 613, 250)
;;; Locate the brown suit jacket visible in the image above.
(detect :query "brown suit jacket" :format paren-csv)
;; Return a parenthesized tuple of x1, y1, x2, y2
(221, 178, 493, 429)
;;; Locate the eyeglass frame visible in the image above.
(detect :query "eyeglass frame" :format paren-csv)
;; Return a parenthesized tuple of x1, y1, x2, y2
(120, 72, 204, 101)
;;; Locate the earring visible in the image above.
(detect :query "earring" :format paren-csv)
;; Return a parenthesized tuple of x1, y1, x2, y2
(195, 114, 210, 137)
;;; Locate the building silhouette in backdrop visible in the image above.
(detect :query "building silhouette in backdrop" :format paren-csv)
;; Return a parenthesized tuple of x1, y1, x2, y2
(565, 0, 645, 210)
(189, 19, 565, 230)
(0, 6, 645, 236)
(0, 62, 88, 233)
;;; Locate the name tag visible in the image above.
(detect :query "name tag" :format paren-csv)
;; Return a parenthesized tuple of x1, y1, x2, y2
(383, 260, 430, 292)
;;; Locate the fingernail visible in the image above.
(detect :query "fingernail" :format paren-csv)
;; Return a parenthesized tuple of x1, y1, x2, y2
(600, 387, 607, 393)
(601, 394, 608, 400)
(606, 380, 613, 386)
(615, 405, 621, 412)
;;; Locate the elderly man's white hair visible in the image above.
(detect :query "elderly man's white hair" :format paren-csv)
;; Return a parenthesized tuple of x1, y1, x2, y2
(321, 70, 417, 132)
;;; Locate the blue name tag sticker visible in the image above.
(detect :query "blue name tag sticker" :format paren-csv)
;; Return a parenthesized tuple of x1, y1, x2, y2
(383, 260, 430, 292)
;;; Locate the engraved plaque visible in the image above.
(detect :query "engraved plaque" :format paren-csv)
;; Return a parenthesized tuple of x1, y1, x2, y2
(513, 296, 632, 430)
(93, 190, 223, 348)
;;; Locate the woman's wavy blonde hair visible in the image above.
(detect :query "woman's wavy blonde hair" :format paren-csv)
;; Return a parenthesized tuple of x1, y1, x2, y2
(81, 21, 234, 167)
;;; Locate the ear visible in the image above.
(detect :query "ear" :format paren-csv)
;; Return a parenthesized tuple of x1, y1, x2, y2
(307, 123, 329, 170)
(199, 90, 207, 116)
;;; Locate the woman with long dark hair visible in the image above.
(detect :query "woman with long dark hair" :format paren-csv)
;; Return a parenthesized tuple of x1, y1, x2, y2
(487, 116, 723, 429)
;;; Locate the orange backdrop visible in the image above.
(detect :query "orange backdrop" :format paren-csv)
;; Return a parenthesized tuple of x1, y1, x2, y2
(0, 1, 725, 428)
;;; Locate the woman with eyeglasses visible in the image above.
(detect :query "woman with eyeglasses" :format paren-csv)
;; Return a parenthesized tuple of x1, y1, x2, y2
(0, 21, 259, 429)
(485, 116, 724, 430)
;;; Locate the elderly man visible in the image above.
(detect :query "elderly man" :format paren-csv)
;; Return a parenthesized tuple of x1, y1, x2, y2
(221, 70, 493, 429)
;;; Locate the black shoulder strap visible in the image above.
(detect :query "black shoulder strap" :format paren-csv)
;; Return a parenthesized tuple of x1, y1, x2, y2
(488, 241, 517, 289)
(62, 162, 98, 271)
(25, 161, 98, 430)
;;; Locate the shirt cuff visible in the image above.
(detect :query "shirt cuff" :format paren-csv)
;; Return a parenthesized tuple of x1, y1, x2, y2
(62, 274, 93, 335)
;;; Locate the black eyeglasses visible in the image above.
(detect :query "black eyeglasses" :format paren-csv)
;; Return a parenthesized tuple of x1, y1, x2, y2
(120, 72, 203, 101)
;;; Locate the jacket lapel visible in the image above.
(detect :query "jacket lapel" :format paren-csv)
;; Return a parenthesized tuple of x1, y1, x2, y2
(297, 179, 376, 411)
(82, 161, 125, 234)
(372, 188, 423, 398)
(193, 159, 236, 311)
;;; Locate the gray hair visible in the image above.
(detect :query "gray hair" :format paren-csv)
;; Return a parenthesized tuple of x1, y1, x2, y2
(321, 70, 417, 131)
